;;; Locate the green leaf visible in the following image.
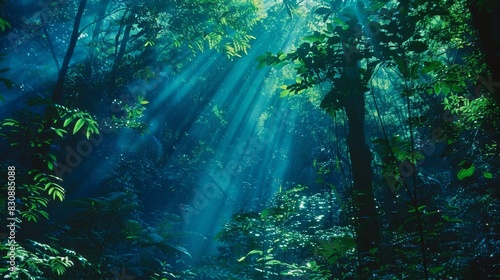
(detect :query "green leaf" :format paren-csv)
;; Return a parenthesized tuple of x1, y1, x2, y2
(53, 128, 66, 137)
(238, 249, 263, 262)
(457, 165, 475, 180)
(279, 89, 290, 98)
(302, 32, 325, 43)
(140, 100, 149, 105)
(47, 161, 54, 171)
(430, 266, 444, 274)
(265, 260, 281, 265)
(407, 41, 428, 53)
(422, 61, 442, 74)
(441, 83, 450, 95)
(483, 172, 493, 179)
(54, 191, 64, 201)
(450, 84, 463, 93)
(63, 118, 73, 127)
(73, 119, 85, 135)
(367, 2, 386, 11)
(434, 83, 441, 94)
(408, 205, 426, 213)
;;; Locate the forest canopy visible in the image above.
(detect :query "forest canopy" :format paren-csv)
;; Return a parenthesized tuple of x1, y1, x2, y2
(0, 0, 499, 279)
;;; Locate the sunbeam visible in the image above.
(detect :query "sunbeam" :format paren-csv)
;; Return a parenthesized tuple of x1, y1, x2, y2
(1, 0, 499, 278)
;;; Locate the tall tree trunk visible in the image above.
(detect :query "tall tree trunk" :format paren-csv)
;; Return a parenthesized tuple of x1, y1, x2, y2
(53, 0, 88, 104)
(469, 2, 500, 104)
(108, 11, 132, 91)
(85, 0, 110, 76)
(40, 15, 60, 72)
(342, 64, 380, 274)
(32, 0, 87, 171)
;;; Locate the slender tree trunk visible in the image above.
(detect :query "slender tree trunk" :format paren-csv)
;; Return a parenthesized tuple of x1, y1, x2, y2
(40, 15, 60, 72)
(85, 0, 110, 76)
(53, 0, 88, 104)
(108, 10, 132, 91)
(342, 64, 380, 274)
(32, 0, 87, 171)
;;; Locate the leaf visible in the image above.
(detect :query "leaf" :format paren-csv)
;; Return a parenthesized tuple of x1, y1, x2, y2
(483, 172, 492, 179)
(247, 249, 263, 256)
(0, 77, 13, 89)
(54, 191, 64, 201)
(320, 90, 341, 112)
(407, 41, 428, 53)
(450, 84, 463, 93)
(457, 164, 475, 180)
(279, 89, 289, 98)
(166, 244, 192, 259)
(367, 2, 386, 12)
(238, 249, 263, 262)
(434, 83, 441, 94)
(441, 83, 450, 95)
(393, 56, 408, 77)
(410, 63, 419, 79)
(408, 205, 426, 213)
(265, 260, 281, 265)
(63, 118, 73, 127)
(302, 31, 325, 43)
(430, 266, 444, 274)
(47, 161, 54, 171)
(140, 100, 149, 105)
(73, 119, 85, 135)
(422, 61, 442, 74)
(315, 7, 331, 15)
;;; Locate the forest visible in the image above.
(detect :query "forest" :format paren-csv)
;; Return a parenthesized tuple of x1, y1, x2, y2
(0, 0, 499, 279)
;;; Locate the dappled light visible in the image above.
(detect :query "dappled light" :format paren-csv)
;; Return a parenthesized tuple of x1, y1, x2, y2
(0, 0, 499, 279)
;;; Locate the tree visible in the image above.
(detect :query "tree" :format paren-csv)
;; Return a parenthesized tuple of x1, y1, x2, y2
(256, 0, 489, 277)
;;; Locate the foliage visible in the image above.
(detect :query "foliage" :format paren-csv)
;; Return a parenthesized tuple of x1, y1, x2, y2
(1, 97, 99, 152)
(214, 185, 354, 279)
(0, 1, 12, 96)
(0, 96, 99, 204)
(255, 0, 499, 278)
(107, 95, 150, 134)
(0, 94, 99, 278)
(0, 0, 498, 279)
(0, 239, 88, 279)
(165, 0, 265, 58)
(53, 189, 194, 279)
(0, 53, 13, 99)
